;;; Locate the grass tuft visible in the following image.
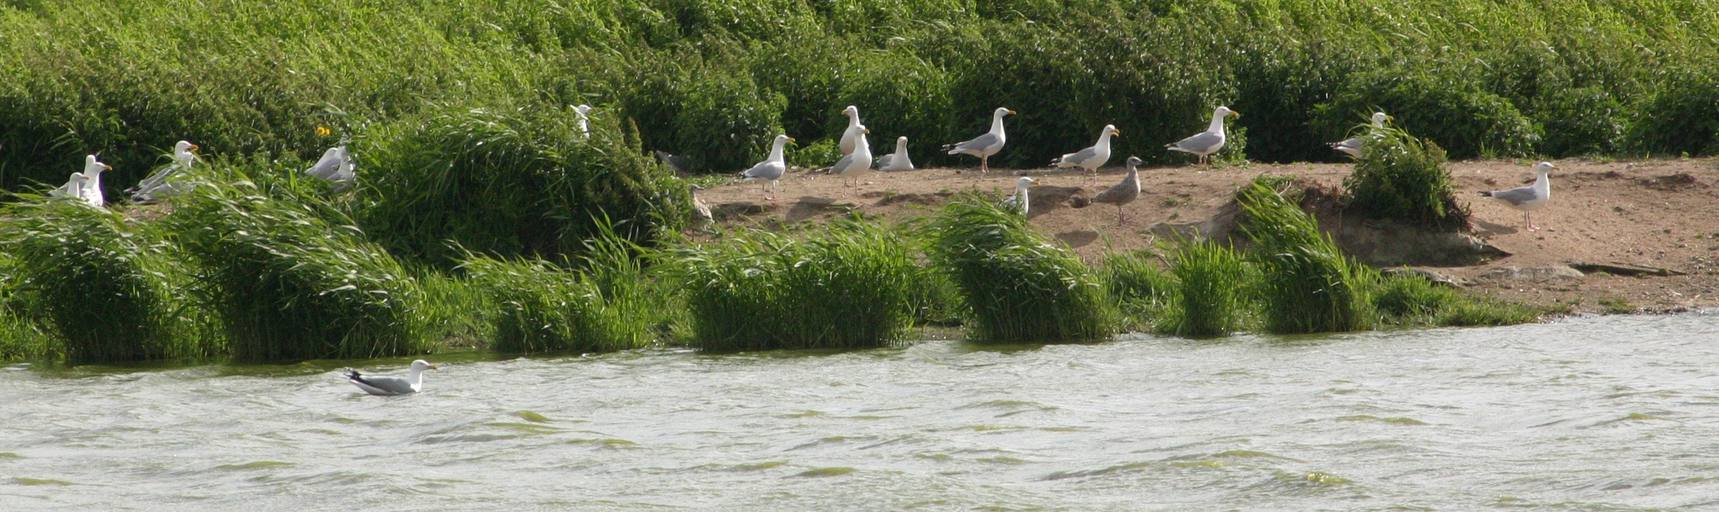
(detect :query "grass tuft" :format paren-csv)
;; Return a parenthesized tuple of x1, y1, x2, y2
(1158, 239, 1250, 338)
(1239, 178, 1371, 334)
(1101, 251, 1178, 332)
(1344, 126, 1468, 231)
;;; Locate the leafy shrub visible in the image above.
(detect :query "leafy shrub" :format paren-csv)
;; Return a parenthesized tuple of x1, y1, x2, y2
(1629, 68, 1719, 156)
(625, 56, 787, 172)
(1159, 239, 1249, 338)
(1343, 126, 1469, 231)
(1239, 179, 1371, 334)
(926, 196, 1114, 343)
(361, 104, 689, 267)
(833, 48, 958, 166)
(1, 199, 214, 364)
(1534, 86, 1627, 157)
(1318, 70, 1540, 159)
(168, 169, 432, 362)
(674, 221, 918, 351)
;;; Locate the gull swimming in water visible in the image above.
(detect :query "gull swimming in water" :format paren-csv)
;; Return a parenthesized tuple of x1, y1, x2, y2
(1088, 156, 1143, 225)
(875, 136, 914, 172)
(574, 104, 593, 139)
(1166, 106, 1238, 165)
(304, 143, 356, 191)
(740, 134, 794, 201)
(128, 140, 199, 202)
(1001, 176, 1036, 216)
(1480, 161, 1554, 231)
(838, 105, 862, 156)
(828, 125, 873, 187)
(1053, 124, 1119, 179)
(1328, 112, 1392, 158)
(943, 107, 1015, 174)
(343, 360, 438, 396)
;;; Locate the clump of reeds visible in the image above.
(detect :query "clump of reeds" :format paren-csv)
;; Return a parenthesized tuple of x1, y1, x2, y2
(926, 196, 1114, 343)
(673, 221, 918, 351)
(1158, 240, 1250, 338)
(0, 198, 214, 363)
(1372, 273, 1541, 327)
(166, 169, 431, 362)
(1239, 178, 1372, 334)
(1344, 126, 1468, 231)
(461, 222, 659, 354)
(1101, 251, 1178, 331)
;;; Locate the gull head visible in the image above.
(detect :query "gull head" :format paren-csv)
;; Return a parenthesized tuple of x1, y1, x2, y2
(1016, 176, 1035, 188)
(1215, 106, 1238, 119)
(409, 359, 438, 372)
(1126, 156, 1143, 168)
(896, 136, 908, 145)
(574, 104, 593, 116)
(842, 105, 858, 118)
(995, 107, 1015, 118)
(175, 140, 200, 154)
(1371, 112, 1391, 126)
(84, 155, 111, 174)
(1534, 162, 1555, 175)
(774, 134, 795, 146)
(1104, 124, 1120, 137)
(859, 125, 870, 135)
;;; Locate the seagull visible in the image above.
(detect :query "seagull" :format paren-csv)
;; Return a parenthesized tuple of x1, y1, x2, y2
(1001, 176, 1036, 216)
(343, 360, 438, 396)
(943, 107, 1015, 174)
(304, 144, 356, 191)
(1088, 156, 1143, 225)
(1166, 106, 1238, 165)
(128, 140, 199, 202)
(1053, 124, 1119, 179)
(876, 136, 914, 171)
(50, 172, 89, 202)
(66, 155, 112, 207)
(828, 125, 873, 187)
(838, 105, 862, 155)
(740, 134, 794, 201)
(1329, 112, 1391, 158)
(1480, 161, 1554, 231)
(574, 104, 593, 139)
(690, 185, 714, 224)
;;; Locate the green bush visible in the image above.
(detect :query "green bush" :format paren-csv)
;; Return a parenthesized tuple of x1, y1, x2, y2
(1239, 179, 1371, 334)
(461, 252, 653, 354)
(360, 105, 689, 267)
(674, 221, 919, 351)
(0, 199, 215, 364)
(1372, 274, 1458, 321)
(926, 196, 1114, 343)
(1343, 126, 1469, 231)
(1629, 68, 1719, 156)
(832, 47, 958, 166)
(1534, 86, 1627, 157)
(167, 168, 432, 362)
(1318, 70, 1540, 159)
(1101, 251, 1178, 332)
(625, 56, 787, 172)
(1159, 239, 1249, 339)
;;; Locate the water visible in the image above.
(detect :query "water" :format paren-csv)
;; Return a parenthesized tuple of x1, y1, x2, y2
(5, 314, 1719, 510)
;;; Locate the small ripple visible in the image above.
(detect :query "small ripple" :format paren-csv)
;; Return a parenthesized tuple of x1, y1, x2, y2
(512, 410, 551, 423)
(792, 467, 855, 478)
(13, 477, 72, 486)
(0, 452, 21, 460)
(1043, 461, 1153, 481)
(1336, 415, 1430, 426)
(562, 437, 638, 449)
(214, 460, 294, 471)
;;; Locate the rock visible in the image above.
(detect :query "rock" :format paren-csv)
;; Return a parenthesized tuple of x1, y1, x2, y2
(1477, 266, 1586, 283)
(1381, 267, 1470, 287)
(1326, 219, 1511, 266)
(1567, 261, 1689, 277)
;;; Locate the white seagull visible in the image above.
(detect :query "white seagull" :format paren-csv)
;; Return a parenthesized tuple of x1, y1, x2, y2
(1329, 112, 1392, 158)
(829, 125, 873, 187)
(67, 155, 112, 207)
(1001, 176, 1036, 216)
(1166, 106, 1238, 165)
(1088, 156, 1143, 225)
(128, 140, 199, 202)
(943, 107, 1015, 174)
(304, 144, 356, 191)
(838, 105, 862, 156)
(876, 136, 914, 171)
(740, 134, 794, 201)
(343, 360, 438, 396)
(50, 172, 89, 202)
(573, 104, 593, 139)
(1480, 161, 1554, 231)
(1053, 124, 1120, 179)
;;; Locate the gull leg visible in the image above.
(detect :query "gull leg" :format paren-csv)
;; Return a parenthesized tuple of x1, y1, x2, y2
(980, 156, 989, 175)
(1116, 205, 1124, 226)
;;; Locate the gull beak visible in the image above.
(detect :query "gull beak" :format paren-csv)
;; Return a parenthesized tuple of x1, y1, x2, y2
(1006, 109, 1017, 116)
(189, 144, 200, 153)
(1112, 128, 1121, 136)
(101, 163, 112, 172)
(862, 127, 871, 134)
(788, 137, 798, 145)
(429, 364, 439, 370)
(1229, 111, 1241, 119)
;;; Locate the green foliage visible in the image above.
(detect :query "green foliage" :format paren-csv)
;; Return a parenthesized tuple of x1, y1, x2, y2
(461, 253, 653, 354)
(360, 105, 688, 267)
(1239, 179, 1371, 334)
(1630, 67, 1719, 156)
(1101, 251, 1177, 331)
(626, 57, 787, 172)
(166, 167, 432, 362)
(1344, 126, 1469, 231)
(1534, 86, 1627, 157)
(1372, 274, 1459, 321)
(673, 221, 918, 351)
(1159, 239, 1249, 339)
(1432, 298, 1541, 327)
(926, 196, 1114, 343)
(0, 199, 215, 364)
(1318, 71, 1540, 159)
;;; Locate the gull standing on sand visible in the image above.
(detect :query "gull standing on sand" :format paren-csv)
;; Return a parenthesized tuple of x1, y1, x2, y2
(740, 134, 794, 201)
(690, 185, 714, 224)
(128, 140, 199, 202)
(1328, 112, 1392, 158)
(876, 136, 914, 171)
(1001, 176, 1036, 215)
(1088, 156, 1143, 225)
(1053, 124, 1119, 179)
(574, 104, 593, 139)
(343, 360, 438, 396)
(1480, 161, 1554, 231)
(1166, 106, 1238, 165)
(944, 107, 1015, 174)
(828, 125, 873, 187)
(838, 106, 863, 155)
(304, 143, 356, 191)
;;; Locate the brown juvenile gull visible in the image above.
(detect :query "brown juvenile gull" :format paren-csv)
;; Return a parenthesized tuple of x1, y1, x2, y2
(1088, 156, 1143, 225)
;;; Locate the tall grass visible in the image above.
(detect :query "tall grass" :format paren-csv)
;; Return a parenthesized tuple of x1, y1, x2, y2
(165, 165, 432, 362)
(673, 221, 919, 351)
(1239, 178, 1372, 334)
(926, 196, 1114, 343)
(1159, 239, 1250, 338)
(1101, 251, 1178, 332)
(1344, 126, 1468, 231)
(461, 220, 660, 354)
(0, 198, 216, 363)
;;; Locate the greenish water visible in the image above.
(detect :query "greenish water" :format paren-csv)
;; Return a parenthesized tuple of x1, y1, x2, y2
(4, 314, 1719, 510)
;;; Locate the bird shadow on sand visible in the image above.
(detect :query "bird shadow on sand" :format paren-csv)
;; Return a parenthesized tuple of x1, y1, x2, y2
(1026, 185, 1085, 218)
(786, 196, 857, 222)
(712, 202, 770, 222)
(1055, 230, 1100, 248)
(1471, 218, 1520, 237)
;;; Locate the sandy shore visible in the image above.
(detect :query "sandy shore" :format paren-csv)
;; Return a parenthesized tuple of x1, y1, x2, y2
(697, 158, 1719, 314)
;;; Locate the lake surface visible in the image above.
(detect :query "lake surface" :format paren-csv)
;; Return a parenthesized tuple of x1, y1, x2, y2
(5, 313, 1719, 510)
